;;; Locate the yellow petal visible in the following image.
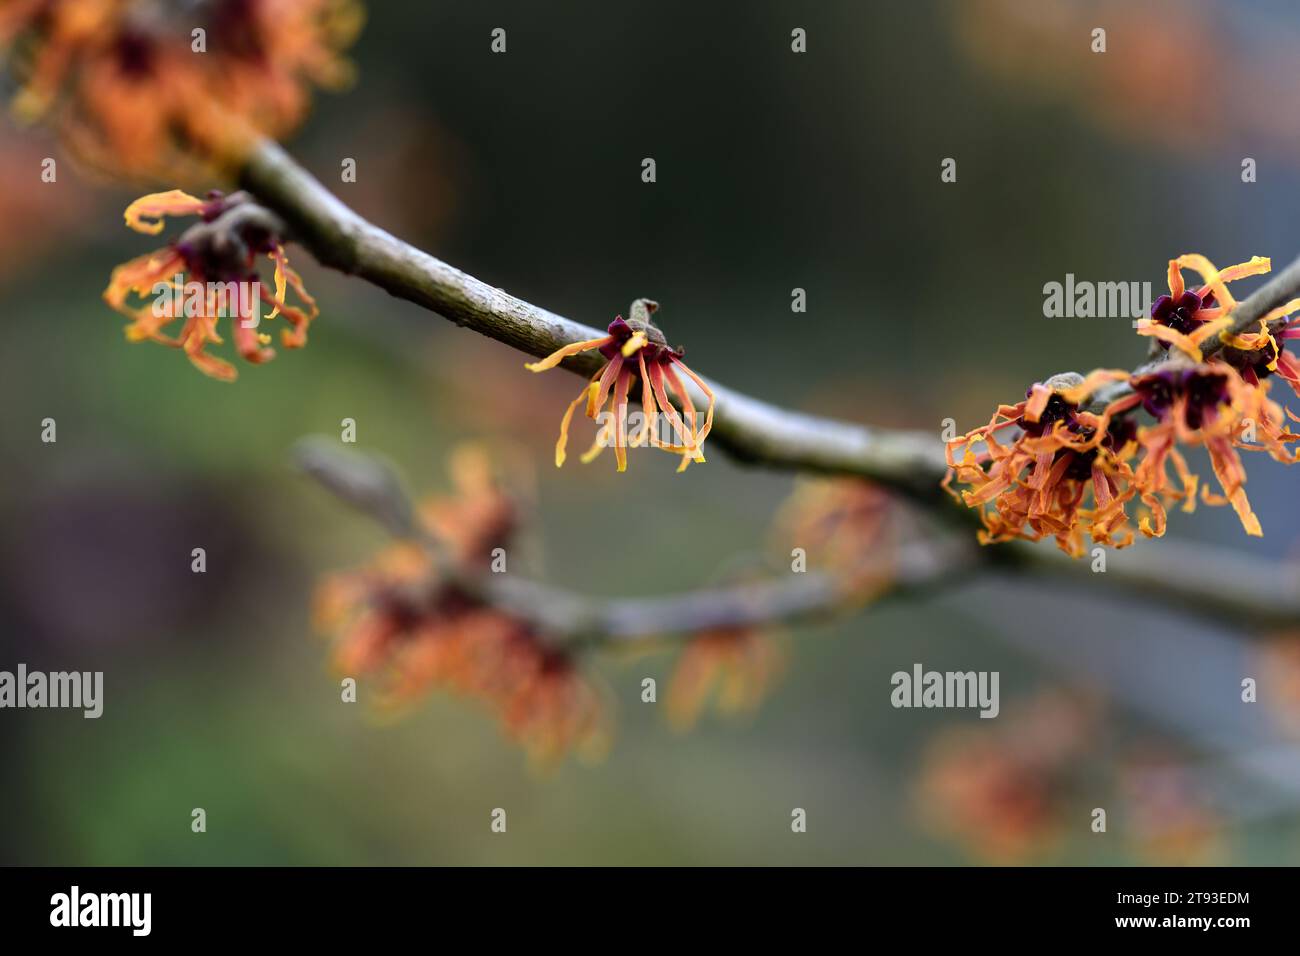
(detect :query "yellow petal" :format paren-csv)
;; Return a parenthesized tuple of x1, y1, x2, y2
(123, 190, 206, 235)
(524, 336, 611, 372)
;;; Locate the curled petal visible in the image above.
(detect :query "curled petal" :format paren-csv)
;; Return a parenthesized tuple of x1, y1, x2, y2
(123, 190, 207, 235)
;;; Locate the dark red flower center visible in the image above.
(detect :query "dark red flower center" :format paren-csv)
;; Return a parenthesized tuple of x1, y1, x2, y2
(1219, 338, 1278, 378)
(1133, 368, 1229, 430)
(1019, 392, 1075, 437)
(1020, 389, 1136, 481)
(1150, 290, 1205, 336)
(114, 29, 157, 78)
(599, 316, 682, 365)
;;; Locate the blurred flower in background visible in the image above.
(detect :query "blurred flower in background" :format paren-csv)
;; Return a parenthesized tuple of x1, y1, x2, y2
(667, 625, 785, 731)
(314, 444, 610, 769)
(1257, 634, 1300, 739)
(770, 477, 900, 599)
(953, 0, 1300, 162)
(1, 0, 362, 179)
(1119, 749, 1224, 864)
(915, 691, 1099, 862)
(0, 121, 89, 283)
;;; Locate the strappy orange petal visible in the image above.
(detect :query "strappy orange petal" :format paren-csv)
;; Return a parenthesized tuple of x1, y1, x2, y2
(524, 335, 612, 373)
(123, 190, 207, 235)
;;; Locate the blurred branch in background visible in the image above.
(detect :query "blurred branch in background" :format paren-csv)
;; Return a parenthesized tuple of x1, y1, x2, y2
(294, 438, 1300, 647)
(293, 436, 947, 646)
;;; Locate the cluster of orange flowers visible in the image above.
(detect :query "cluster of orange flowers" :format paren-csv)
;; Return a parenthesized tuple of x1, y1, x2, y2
(947, 254, 1300, 556)
(314, 446, 613, 768)
(1, 0, 361, 178)
(103, 189, 317, 380)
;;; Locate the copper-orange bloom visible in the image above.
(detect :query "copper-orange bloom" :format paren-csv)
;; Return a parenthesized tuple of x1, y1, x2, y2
(314, 445, 611, 767)
(103, 189, 317, 380)
(525, 299, 715, 472)
(1136, 254, 1270, 361)
(946, 370, 1140, 556)
(1129, 362, 1298, 537)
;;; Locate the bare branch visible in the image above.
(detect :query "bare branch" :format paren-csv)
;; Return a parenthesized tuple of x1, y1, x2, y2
(244, 140, 950, 506)
(290, 438, 976, 644)
(249, 136, 1300, 631)
(243, 138, 1300, 520)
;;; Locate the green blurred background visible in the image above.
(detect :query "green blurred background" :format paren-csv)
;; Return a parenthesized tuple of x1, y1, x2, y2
(3, 0, 1300, 865)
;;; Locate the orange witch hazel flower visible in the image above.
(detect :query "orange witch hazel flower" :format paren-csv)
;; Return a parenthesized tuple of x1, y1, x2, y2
(103, 189, 317, 381)
(1129, 362, 1298, 537)
(319, 552, 610, 767)
(525, 299, 715, 472)
(1137, 251, 1300, 398)
(1136, 254, 1270, 361)
(314, 444, 611, 767)
(948, 364, 1299, 552)
(946, 369, 1142, 556)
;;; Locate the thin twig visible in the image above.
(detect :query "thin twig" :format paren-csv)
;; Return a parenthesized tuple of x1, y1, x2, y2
(291, 437, 967, 644)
